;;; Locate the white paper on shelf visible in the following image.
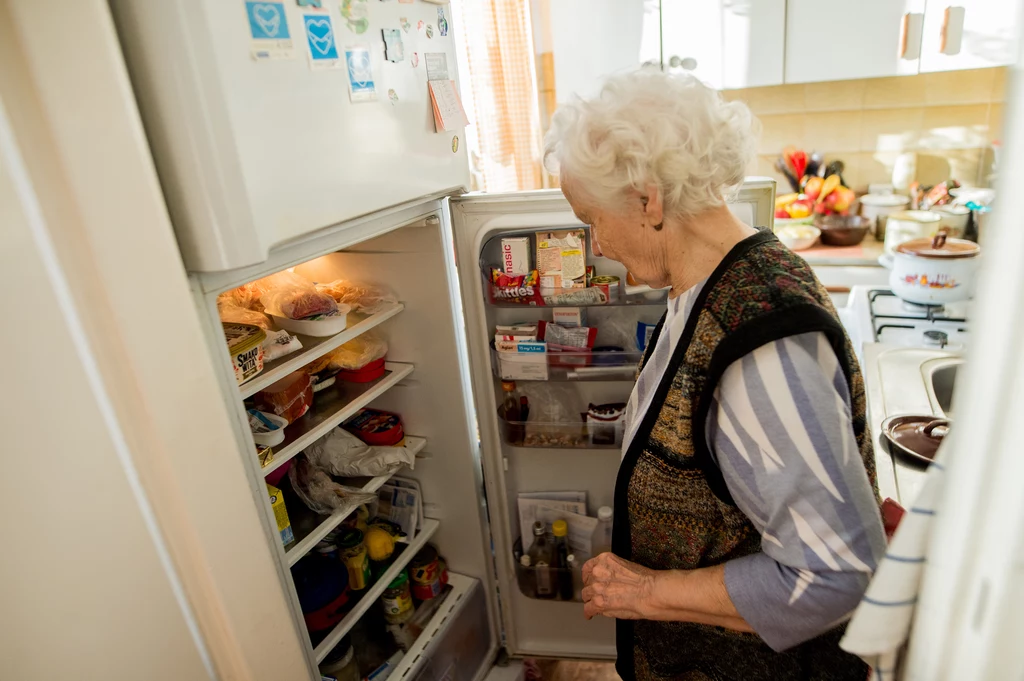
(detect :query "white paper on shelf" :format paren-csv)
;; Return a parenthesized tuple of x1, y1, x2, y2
(390, 476, 425, 527)
(536, 505, 599, 562)
(378, 483, 419, 539)
(518, 495, 586, 552)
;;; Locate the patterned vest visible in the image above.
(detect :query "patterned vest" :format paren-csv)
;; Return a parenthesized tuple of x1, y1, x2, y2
(613, 230, 877, 681)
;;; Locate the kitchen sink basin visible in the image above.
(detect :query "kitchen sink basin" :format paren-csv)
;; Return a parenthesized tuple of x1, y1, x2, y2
(923, 358, 964, 419)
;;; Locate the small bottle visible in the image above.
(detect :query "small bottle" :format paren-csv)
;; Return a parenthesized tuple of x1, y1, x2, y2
(527, 521, 556, 599)
(501, 380, 524, 444)
(518, 553, 536, 598)
(552, 520, 573, 600)
(595, 506, 613, 555)
(566, 553, 583, 601)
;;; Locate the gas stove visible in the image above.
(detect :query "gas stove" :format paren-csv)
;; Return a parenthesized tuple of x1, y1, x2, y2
(842, 287, 971, 358)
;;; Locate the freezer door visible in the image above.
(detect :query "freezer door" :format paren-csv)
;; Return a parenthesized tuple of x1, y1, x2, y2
(446, 179, 775, 659)
(110, 0, 469, 272)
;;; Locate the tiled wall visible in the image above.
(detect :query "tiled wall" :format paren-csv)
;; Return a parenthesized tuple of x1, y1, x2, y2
(724, 68, 1008, 192)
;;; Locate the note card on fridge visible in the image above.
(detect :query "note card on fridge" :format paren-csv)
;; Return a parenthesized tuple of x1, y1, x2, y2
(428, 80, 468, 132)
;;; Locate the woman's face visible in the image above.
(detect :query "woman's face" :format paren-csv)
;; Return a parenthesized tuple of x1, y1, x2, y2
(561, 176, 669, 287)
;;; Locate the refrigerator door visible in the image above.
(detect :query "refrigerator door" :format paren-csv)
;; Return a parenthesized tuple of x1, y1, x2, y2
(447, 179, 775, 659)
(110, 0, 469, 272)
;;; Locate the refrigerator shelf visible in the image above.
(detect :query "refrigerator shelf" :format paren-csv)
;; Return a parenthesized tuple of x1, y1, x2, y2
(500, 419, 622, 449)
(486, 289, 668, 309)
(259, 362, 415, 477)
(283, 436, 426, 566)
(311, 517, 441, 664)
(239, 302, 405, 398)
(491, 347, 640, 382)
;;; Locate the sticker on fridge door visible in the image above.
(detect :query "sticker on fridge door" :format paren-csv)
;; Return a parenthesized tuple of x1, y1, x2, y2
(345, 45, 377, 102)
(340, 0, 369, 34)
(424, 52, 448, 81)
(245, 2, 295, 60)
(437, 6, 448, 36)
(382, 28, 404, 62)
(303, 14, 342, 69)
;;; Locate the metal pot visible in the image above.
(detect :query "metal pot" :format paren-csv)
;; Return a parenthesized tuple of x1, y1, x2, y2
(888, 232, 981, 305)
(884, 210, 942, 255)
(858, 194, 909, 240)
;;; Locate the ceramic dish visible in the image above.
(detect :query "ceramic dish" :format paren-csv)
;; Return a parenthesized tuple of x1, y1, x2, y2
(776, 225, 821, 251)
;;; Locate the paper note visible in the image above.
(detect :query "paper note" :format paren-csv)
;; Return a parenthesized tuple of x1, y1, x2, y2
(303, 14, 342, 69)
(345, 45, 377, 101)
(429, 80, 468, 132)
(245, 1, 295, 60)
(424, 52, 449, 81)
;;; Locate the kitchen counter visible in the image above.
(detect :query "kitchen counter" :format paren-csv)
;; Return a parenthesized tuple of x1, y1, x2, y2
(800, 233, 886, 267)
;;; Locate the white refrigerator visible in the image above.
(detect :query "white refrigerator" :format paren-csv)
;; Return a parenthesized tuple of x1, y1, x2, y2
(109, 1, 776, 679)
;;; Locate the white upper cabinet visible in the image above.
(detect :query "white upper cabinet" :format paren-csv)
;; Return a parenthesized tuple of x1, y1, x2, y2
(785, 0, 927, 84)
(661, 0, 785, 89)
(918, 0, 1021, 72)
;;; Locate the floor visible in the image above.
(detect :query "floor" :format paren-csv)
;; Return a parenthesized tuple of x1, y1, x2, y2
(530, 659, 622, 681)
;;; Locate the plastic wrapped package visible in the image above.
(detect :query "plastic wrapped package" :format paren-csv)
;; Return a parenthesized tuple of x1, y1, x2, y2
(316, 280, 399, 315)
(254, 371, 313, 424)
(262, 329, 302, 361)
(305, 428, 416, 477)
(220, 281, 267, 311)
(288, 456, 378, 515)
(325, 334, 388, 371)
(217, 295, 272, 329)
(261, 287, 338, 321)
(519, 384, 589, 447)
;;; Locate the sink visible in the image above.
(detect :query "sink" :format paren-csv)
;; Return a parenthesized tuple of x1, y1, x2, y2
(923, 358, 964, 419)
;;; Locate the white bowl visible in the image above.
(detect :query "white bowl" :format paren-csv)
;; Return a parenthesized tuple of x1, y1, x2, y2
(774, 215, 815, 230)
(777, 225, 821, 252)
(251, 412, 288, 447)
(270, 304, 351, 337)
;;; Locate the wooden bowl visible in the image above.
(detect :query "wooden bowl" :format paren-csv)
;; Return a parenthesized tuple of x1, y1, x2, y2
(815, 214, 871, 247)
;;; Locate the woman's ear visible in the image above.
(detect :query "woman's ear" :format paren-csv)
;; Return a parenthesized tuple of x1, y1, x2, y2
(643, 184, 664, 229)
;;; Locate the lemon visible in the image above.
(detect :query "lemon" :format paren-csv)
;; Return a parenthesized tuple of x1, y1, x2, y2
(365, 526, 396, 561)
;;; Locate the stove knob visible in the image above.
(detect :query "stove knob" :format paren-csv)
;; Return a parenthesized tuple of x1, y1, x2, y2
(923, 330, 949, 348)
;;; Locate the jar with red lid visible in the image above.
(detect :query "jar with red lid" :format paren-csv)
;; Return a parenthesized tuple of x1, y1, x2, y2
(343, 408, 405, 446)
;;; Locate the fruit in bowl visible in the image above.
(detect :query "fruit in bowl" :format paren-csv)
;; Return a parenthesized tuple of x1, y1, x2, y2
(775, 178, 855, 223)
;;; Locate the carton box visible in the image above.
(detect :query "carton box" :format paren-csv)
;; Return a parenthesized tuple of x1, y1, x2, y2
(501, 237, 531, 275)
(536, 229, 587, 291)
(495, 340, 548, 381)
(267, 483, 294, 547)
(552, 307, 586, 327)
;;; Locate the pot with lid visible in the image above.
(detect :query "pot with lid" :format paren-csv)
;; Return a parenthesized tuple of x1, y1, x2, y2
(884, 210, 942, 255)
(881, 415, 950, 466)
(888, 231, 981, 305)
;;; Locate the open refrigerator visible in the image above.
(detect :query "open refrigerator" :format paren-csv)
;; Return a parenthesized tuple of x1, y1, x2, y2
(106, 1, 775, 678)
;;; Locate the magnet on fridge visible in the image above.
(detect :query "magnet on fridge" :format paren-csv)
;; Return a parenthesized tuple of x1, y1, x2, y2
(437, 6, 448, 36)
(340, 0, 369, 34)
(411, 52, 420, 68)
(425, 24, 434, 39)
(452, 136, 459, 153)
(245, 1, 295, 60)
(417, 20, 425, 32)
(382, 28, 404, 62)
(388, 89, 399, 104)
(400, 17, 411, 32)
(296, 0, 322, 6)
(345, 45, 377, 102)
(303, 14, 342, 69)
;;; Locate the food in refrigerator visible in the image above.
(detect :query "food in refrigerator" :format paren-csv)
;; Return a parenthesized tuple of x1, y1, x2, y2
(409, 545, 446, 601)
(526, 522, 557, 599)
(552, 520, 574, 601)
(306, 427, 416, 478)
(267, 482, 294, 547)
(500, 236, 531, 276)
(495, 323, 539, 342)
(376, 484, 420, 539)
(292, 554, 352, 636)
(223, 322, 266, 385)
(319, 636, 360, 681)
(590, 275, 621, 300)
(248, 409, 287, 447)
(254, 371, 314, 424)
(261, 273, 340, 320)
(218, 296, 272, 329)
(499, 380, 525, 445)
(364, 525, 398, 563)
(536, 229, 587, 291)
(315, 280, 399, 315)
(287, 455, 378, 515)
(585, 402, 627, 446)
(339, 528, 372, 592)
(517, 493, 587, 553)
(344, 409, 405, 446)
(262, 328, 303, 361)
(381, 570, 415, 624)
(542, 287, 608, 306)
(494, 340, 548, 381)
(488, 269, 544, 306)
(552, 307, 586, 327)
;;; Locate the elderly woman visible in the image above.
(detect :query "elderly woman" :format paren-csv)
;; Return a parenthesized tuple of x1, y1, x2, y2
(543, 72, 885, 680)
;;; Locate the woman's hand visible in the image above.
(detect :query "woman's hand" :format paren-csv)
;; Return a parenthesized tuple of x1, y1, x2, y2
(581, 552, 658, 620)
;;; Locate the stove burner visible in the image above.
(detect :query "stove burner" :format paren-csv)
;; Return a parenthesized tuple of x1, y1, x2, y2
(923, 330, 949, 348)
(902, 300, 946, 316)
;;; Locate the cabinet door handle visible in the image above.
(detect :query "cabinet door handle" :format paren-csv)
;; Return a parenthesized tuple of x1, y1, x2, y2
(900, 12, 924, 60)
(940, 6, 966, 55)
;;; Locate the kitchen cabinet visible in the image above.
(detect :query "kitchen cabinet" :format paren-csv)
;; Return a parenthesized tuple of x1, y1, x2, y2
(660, 0, 786, 89)
(785, 0, 927, 84)
(918, 0, 1021, 72)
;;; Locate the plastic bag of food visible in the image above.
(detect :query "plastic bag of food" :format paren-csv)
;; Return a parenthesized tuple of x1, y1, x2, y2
(217, 296, 272, 329)
(263, 329, 303, 361)
(220, 282, 267, 311)
(254, 371, 313, 424)
(288, 456, 377, 515)
(316, 280, 399, 315)
(324, 334, 388, 371)
(305, 428, 416, 477)
(261, 287, 338, 321)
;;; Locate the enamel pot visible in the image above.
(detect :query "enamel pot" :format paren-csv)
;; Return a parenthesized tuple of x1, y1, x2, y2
(888, 231, 981, 305)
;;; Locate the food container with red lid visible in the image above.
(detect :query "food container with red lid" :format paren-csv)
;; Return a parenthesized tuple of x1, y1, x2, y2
(343, 408, 405, 446)
(338, 356, 386, 383)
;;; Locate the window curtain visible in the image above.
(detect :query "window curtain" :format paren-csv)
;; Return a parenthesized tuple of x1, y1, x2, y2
(451, 0, 544, 192)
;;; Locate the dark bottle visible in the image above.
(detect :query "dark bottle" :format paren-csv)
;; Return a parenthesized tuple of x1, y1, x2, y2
(552, 520, 573, 600)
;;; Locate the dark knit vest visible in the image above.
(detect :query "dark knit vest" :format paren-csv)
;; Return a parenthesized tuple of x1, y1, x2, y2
(613, 230, 877, 681)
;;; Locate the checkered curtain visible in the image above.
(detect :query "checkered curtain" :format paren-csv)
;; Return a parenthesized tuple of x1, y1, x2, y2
(451, 0, 544, 192)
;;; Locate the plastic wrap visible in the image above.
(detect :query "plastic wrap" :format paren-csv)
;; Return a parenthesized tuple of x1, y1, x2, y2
(262, 329, 302, 361)
(305, 428, 416, 477)
(254, 371, 313, 424)
(262, 287, 338, 320)
(217, 296, 272, 329)
(220, 282, 267, 311)
(325, 334, 388, 371)
(288, 456, 377, 515)
(316, 279, 399, 315)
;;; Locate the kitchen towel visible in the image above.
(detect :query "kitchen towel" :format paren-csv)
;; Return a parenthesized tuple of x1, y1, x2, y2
(839, 446, 948, 680)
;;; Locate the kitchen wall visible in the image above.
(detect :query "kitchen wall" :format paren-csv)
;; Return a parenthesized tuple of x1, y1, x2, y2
(725, 67, 1008, 191)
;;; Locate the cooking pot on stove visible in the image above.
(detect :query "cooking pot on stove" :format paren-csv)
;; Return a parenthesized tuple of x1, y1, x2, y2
(885, 231, 980, 305)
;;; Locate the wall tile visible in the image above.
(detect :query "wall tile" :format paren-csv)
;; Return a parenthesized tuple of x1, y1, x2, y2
(863, 75, 928, 109)
(860, 108, 925, 152)
(730, 83, 806, 116)
(802, 111, 863, 154)
(923, 68, 997, 106)
(756, 113, 806, 155)
(803, 80, 867, 112)
(920, 104, 991, 149)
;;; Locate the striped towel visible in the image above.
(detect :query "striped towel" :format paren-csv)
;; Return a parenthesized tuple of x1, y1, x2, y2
(840, 446, 948, 680)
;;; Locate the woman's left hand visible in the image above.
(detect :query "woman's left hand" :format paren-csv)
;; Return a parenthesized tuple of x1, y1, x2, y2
(581, 552, 659, 620)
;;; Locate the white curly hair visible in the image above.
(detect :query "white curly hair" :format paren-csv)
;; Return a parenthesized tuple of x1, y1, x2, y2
(543, 70, 758, 218)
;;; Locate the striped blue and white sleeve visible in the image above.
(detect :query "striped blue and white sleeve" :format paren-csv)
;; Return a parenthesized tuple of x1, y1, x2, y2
(708, 331, 886, 652)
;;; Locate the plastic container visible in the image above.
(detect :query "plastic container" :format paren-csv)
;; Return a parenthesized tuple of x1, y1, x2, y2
(337, 356, 386, 383)
(254, 371, 314, 424)
(292, 555, 351, 633)
(270, 303, 351, 338)
(320, 636, 359, 681)
(249, 411, 288, 447)
(343, 408, 405, 446)
(223, 322, 266, 385)
(501, 419, 618, 449)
